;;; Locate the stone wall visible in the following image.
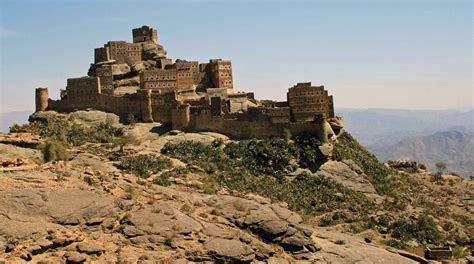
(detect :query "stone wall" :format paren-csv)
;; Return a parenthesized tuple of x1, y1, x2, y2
(99, 94, 141, 115)
(185, 106, 325, 140)
(66, 77, 101, 109)
(140, 68, 177, 91)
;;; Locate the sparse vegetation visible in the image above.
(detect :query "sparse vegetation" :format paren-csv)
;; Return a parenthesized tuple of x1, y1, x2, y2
(84, 175, 100, 187)
(432, 161, 447, 182)
(152, 167, 188, 186)
(390, 214, 443, 244)
(113, 134, 139, 154)
(8, 114, 472, 253)
(333, 132, 395, 195)
(12, 116, 124, 147)
(54, 169, 71, 182)
(39, 139, 69, 162)
(120, 154, 172, 178)
(387, 160, 422, 173)
(125, 185, 139, 200)
(126, 113, 137, 126)
(162, 139, 374, 218)
(435, 161, 447, 175)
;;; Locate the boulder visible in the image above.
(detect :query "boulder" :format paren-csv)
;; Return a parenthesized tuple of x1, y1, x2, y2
(204, 238, 254, 262)
(28, 111, 61, 123)
(318, 143, 333, 157)
(131, 62, 146, 73)
(317, 160, 382, 202)
(111, 64, 131, 77)
(63, 251, 88, 263)
(328, 117, 344, 137)
(69, 110, 120, 126)
(115, 77, 139, 87)
(76, 241, 105, 254)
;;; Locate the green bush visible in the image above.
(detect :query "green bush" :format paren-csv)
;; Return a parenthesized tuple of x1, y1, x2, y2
(13, 117, 124, 146)
(224, 138, 298, 176)
(384, 239, 408, 249)
(161, 141, 221, 164)
(152, 167, 189, 187)
(120, 154, 172, 178)
(391, 214, 443, 244)
(39, 139, 69, 162)
(161, 137, 374, 218)
(293, 133, 324, 168)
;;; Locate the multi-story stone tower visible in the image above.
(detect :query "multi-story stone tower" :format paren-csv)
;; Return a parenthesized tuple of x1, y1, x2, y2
(287, 82, 334, 122)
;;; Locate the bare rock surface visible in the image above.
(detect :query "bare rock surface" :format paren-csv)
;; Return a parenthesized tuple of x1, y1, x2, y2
(317, 160, 383, 202)
(69, 110, 120, 126)
(68, 152, 118, 174)
(0, 143, 41, 162)
(111, 63, 131, 77)
(314, 228, 417, 263)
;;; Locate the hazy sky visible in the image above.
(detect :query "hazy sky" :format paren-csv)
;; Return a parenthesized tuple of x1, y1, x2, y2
(0, 0, 472, 113)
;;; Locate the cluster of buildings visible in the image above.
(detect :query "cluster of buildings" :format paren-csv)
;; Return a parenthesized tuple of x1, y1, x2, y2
(35, 26, 336, 140)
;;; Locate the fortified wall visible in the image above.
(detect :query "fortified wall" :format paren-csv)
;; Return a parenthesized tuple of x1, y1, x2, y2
(35, 26, 335, 141)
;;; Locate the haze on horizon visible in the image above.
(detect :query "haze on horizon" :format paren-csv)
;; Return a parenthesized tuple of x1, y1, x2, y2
(0, 0, 472, 113)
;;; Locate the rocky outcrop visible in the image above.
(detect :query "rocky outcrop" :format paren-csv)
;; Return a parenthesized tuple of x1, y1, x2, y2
(141, 42, 167, 60)
(314, 229, 417, 263)
(28, 110, 62, 123)
(0, 126, 433, 263)
(0, 150, 413, 263)
(317, 160, 383, 202)
(69, 110, 120, 126)
(111, 63, 131, 78)
(114, 76, 140, 87)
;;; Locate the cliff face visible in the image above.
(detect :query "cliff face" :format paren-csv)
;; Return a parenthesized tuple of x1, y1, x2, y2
(1, 111, 472, 262)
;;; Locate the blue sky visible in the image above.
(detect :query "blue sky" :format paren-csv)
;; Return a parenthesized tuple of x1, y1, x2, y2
(0, 0, 472, 112)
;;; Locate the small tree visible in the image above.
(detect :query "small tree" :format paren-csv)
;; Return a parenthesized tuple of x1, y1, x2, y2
(114, 134, 139, 153)
(435, 161, 447, 175)
(432, 161, 447, 182)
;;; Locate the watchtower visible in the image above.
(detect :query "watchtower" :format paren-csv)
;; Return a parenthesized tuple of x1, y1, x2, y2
(132, 25, 158, 43)
(35, 88, 49, 112)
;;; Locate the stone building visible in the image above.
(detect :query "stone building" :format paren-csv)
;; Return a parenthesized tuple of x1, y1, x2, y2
(132, 25, 158, 43)
(287, 82, 334, 121)
(35, 25, 336, 141)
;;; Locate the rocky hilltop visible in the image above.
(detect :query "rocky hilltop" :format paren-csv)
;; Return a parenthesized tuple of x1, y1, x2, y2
(0, 110, 472, 263)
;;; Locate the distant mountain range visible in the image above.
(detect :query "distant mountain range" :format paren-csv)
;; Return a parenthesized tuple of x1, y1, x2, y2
(337, 108, 474, 176)
(372, 130, 474, 176)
